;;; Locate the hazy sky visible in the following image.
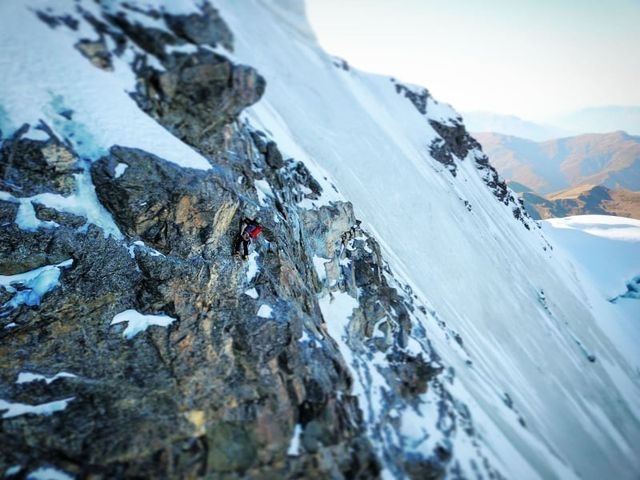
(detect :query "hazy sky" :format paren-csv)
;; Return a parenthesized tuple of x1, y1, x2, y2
(306, 0, 640, 121)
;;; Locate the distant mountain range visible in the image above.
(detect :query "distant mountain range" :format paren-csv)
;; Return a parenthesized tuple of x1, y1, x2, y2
(476, 131, 640, 194)
(464, 106, 640, 141)
(517, 185, 640, 220)
(475, 131, 640, 219)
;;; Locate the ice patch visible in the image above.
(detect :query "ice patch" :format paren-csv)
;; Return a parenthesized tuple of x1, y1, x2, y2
(16, 372, 77, 385)
(0, 259, 73, 317)
(257, 304, 273, 318)
(110, 309, 176, 339)
(0, 397, 75, 419)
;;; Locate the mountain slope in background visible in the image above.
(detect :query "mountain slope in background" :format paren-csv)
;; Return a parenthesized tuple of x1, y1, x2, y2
(463, 111, 572, 141)
(0, 1, 639, 479)
(522, 185, 640, 220)
(475, 131, 640, 195)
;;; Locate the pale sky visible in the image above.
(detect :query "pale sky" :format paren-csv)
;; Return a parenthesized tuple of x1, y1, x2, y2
(306, 0, 640, 121)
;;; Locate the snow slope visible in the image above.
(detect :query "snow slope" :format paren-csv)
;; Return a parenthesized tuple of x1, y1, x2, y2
(215, 1, 640, 479)
(543, 216, 640, 369)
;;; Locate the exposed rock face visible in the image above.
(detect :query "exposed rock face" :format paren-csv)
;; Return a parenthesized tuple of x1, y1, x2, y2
(164, 3, 234, 51)
(133, 48, 265, 150)
(0, 124, 79, 197)
(1, 2, 499, 479)
(91, 146, 238, 258)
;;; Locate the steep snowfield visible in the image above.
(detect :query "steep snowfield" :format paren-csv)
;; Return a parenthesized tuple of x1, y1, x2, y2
(0, 0, 638, 478)
(542, 216, 640, 369)
(215, 1, 640, 478)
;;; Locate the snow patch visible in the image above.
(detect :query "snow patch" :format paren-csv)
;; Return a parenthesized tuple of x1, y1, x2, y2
(246, 251, 260, 282)
(312, 255, 330, 282)
(244, 288, 259, 299)
(16, 372, 77, 385)
(286, 423, 303, 456)
(0, 397, 75, 419)
(114, 163, 128, 178)
(257, 304, 273, 319)
(110, 309, 176, 339)
(4, 465, 21, 477)
(128, 240, 164, 258)
(0, 259, 73, 316)
(26, 467, 74, 480)
(254, 179, 274, 206)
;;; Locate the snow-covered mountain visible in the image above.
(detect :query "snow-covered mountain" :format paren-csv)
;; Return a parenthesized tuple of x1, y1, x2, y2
(1, 1, 639, 479)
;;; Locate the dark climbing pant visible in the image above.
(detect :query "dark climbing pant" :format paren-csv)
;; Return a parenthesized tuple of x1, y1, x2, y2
(234, 235, 249, 257)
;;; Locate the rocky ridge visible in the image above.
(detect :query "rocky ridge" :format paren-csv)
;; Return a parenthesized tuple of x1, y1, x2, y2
(1, 2, 517, 479)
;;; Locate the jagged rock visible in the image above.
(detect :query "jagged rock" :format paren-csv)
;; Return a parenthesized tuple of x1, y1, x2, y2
(429, 137, 458, 176)
(289, 161, 323, 201)
(387, 351, 443, 398)
(35, 10, 79, 30)
(0, 200, 18, 225)
(106, 11, 178, 59)
(394, 81, 430, 115)
(403, 455, 447, 480)
(75, 38, 113, 70)
(164, 3, 234, 51)
(265, 141, 285, 169)
(429, 120, 480, 161)
(0, 125, 79, 197)
(332, 57, 350, 71)
(134, 48, 265, 148)
(300, 201, 355, 261)
(32, 203, 86, 228)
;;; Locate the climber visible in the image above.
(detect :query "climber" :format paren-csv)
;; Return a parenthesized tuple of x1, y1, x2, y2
(233, 217, 263, 259)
